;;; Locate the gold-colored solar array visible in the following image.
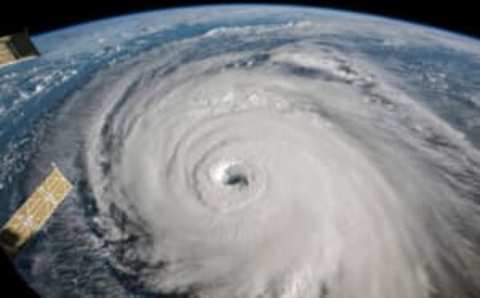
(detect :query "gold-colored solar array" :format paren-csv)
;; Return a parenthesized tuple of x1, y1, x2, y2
(0, 165, 72, 257)
(0, 31, 40, 66)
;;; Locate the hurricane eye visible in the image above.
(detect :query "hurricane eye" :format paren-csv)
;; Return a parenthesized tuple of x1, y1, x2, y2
(212, 162, 250, 190)
(222, 168, 249, 188)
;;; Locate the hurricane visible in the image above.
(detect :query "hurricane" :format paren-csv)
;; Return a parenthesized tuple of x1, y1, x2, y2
(1, 5, 480, 298)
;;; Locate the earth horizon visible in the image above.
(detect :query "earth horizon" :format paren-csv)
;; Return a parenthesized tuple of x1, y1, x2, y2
(1, 5, 480, 298)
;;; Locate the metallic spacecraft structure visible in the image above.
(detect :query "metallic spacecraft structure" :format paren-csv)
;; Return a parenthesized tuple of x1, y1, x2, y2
(0, 165, 72, 257)
(0, 31, 40, 67)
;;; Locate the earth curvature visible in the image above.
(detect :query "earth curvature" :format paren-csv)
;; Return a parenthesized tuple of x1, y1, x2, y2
(1, 4, 480, 298)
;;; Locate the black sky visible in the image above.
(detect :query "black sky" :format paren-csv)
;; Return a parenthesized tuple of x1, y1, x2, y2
(1, 0, 479, 40)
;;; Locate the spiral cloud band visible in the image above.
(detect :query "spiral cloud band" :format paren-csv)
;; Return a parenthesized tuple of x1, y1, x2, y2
(15, 8, 480, 298)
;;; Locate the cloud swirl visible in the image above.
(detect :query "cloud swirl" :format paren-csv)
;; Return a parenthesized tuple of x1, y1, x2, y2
(17, 14, 480, 298)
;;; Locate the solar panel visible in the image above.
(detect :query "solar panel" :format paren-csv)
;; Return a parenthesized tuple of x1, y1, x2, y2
(0, 31, 40, 66)
(0, 165, 72, 257)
